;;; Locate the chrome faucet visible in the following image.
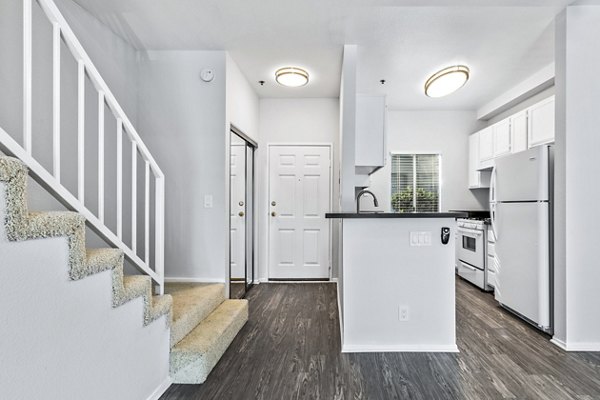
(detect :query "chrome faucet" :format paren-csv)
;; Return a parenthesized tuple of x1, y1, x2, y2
(356, 189, 379, 213)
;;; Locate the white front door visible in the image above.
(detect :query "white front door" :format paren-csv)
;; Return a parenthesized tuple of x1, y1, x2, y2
(230, 143, 246, 279)
(269, 145, 331, 279)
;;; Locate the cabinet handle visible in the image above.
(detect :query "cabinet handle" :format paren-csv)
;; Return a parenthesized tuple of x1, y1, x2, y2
(239, 211, 245, 217)
(271, 211, 277, 217)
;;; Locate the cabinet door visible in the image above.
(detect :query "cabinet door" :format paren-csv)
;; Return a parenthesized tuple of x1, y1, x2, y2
(528, 96, 555, 147)
(511, 110, 528, 153)
(479, 127, 494, 162)
(468, 133, 480, 188)
(493, 118, 511, 157)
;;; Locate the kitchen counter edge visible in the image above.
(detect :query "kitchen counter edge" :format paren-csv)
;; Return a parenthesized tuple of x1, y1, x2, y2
(325, 212, 468, 219)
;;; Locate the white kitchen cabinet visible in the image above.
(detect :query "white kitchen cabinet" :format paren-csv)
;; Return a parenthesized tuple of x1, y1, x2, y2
(511, 110, 528, 153)
(469, 133, 491, 189)
(355, 94, 386, 174)
(528, 95, 555, 147)
(478, 127, 494, 163)
(493, 118, 512, 157)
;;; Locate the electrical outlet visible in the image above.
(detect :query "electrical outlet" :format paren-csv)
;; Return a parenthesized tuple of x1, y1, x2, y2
(399, 305, 409, 321)
(409, 232, 432, 246)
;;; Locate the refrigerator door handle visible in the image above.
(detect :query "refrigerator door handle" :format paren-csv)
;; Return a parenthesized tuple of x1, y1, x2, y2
(489, 166, 497, 204)
(491, 203, 498, 240)
(490, 166, 498, 240)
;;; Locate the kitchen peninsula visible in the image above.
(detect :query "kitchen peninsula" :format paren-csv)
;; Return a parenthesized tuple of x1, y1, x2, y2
(327, 212, 466, 353)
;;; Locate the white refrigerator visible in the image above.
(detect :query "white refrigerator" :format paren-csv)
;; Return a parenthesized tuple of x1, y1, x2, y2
(489, 145, 553, 332)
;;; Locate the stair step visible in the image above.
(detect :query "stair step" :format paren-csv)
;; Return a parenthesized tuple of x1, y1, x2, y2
(170, 299, 248, 384)
(165, 283, 226, 347)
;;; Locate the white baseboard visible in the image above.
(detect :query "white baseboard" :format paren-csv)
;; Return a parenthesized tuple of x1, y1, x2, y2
(164, 277, 226, 283)
(551, 338, 600, 351)
(551, 337, 568, 350)
(334, 279, 344, 348)
(146, 377, 172, 400)
(342, 344, 459, 353)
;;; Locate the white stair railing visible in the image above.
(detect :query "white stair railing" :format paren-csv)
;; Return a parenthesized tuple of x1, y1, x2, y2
(0, 0, 165, 294)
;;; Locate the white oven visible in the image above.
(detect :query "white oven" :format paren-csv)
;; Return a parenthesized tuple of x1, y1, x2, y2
(457, 226, 485, 269)
(456, 218, 488, 290)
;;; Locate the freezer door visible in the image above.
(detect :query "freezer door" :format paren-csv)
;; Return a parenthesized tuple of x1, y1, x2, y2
(494, 201, 551, 329)
(495, 145, 549, 202)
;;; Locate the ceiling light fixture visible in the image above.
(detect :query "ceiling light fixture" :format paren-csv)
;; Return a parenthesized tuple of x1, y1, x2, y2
(424, 65, 470, 98)
(275, 67, 309, 87)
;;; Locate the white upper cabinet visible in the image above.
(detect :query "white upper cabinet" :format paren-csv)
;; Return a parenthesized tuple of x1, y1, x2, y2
(479, 127, 494, 162)
(469, 133, 490, 189)
(528, 95, 555, 148)
(468, 95, 554, 189)
(511, 110, 528, 153)
(355, 94, 387, 174)
(493, 118, 511, 157)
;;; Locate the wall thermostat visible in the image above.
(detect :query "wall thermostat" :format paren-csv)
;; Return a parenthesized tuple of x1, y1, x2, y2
(200, 68, 214, 82)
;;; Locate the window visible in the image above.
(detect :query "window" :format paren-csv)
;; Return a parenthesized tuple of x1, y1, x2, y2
(391, 153, 440, 212)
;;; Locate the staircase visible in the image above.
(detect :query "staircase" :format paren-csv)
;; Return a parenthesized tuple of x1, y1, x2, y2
(0, 0, 248, 393)
(166, 283, 248, 383)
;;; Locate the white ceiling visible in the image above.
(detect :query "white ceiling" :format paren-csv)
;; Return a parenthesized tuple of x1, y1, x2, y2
(73, 0, 574, 110)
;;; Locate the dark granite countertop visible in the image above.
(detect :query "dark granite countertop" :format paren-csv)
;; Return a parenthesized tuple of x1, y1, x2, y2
(325, 212, 468, 219)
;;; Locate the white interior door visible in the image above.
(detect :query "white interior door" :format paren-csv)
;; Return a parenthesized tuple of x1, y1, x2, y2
(269, 145, 331, 279)
(230, 143, 246, 279)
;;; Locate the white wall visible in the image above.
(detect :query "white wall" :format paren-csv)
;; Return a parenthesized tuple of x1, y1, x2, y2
(367, 111, 487, 212)
(0, 184, 170, 400)
(553, 5, 600, 350)
(225, 54, 259, 290)
(339, 45, 358, 212)
(226, 54, 259, 143)
(257, 98, 340, 281)
(137, 50, 228, 281)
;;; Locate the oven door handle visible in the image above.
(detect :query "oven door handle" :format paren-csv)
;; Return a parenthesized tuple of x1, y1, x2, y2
(459, 262, 478, 272)
(457, 227, 483, 236)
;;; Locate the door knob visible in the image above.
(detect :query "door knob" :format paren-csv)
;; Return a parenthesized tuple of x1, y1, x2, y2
(271, 211, 277, 217)
(239, 211, 245, 217)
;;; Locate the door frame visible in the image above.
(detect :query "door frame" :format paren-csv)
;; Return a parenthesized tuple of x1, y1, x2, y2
(228, 125, 257, 298)
(267, 143, 333, 281)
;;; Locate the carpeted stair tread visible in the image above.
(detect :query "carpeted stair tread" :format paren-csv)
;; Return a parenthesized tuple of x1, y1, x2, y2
(170, 299, 248, 384)
(85, 248, 123, 278)
(150, 295, 173, 324)
(120, 275, 172, 326)
(165, 283, 226, 347)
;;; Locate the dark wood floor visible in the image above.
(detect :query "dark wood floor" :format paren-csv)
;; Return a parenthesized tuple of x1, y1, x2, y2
(161, 279, 600, 400)
(229, 282, 246, 299)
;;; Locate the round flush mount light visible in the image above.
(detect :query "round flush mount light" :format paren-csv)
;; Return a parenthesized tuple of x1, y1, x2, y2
(275, 67, 309, 87)
(424, 65, 470, 98)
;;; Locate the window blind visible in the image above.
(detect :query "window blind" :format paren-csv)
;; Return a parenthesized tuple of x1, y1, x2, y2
(391, 154, 440, 212)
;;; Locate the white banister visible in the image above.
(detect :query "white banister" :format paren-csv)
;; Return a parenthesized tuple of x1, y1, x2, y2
(23, 0, 32, 154)
(155, 176, 165, 295)
(77, 60, 85, 202)
(52, 22, 61, 181)
(117, 119, 123, 240)
(144, 161, 150, 264)
(131, 141, 137, 253)
(3, 0, 166, 293)
(98, 91, 105, 223)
